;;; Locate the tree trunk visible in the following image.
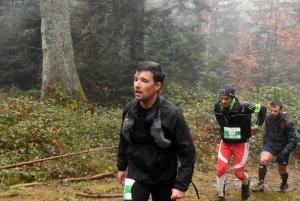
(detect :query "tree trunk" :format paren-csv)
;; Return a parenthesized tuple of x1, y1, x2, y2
(122, 0, 145, 93)
(40, 0, 85, 99)
(129, 0, 145, 61)
(201, 0, 212, 58)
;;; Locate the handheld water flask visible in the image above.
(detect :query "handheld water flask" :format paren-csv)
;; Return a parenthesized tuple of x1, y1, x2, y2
(124, 178, 135, 201)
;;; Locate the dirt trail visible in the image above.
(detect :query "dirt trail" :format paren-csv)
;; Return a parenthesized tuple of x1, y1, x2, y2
(0, 165, 299, 201)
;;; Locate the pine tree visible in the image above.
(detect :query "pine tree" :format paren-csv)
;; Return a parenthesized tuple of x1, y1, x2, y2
(210, 0, 243, 56)
(0, 1, 42, 90)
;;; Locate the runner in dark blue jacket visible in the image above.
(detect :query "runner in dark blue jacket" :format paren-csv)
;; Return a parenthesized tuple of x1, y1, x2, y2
(252, 100, 298, 193)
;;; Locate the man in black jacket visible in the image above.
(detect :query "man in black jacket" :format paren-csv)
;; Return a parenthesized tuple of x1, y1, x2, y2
(117, 61, 196, 201)
(214, 84, 267, 201)
(252, 100, 298, 193)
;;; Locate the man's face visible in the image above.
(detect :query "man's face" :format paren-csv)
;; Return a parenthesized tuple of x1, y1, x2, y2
(134, 71, 161, 107)
(270, 105, 282, 118)
(220, 95, 233, 108)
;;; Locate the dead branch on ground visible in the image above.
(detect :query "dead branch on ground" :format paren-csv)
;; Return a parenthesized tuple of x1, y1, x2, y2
(0, 146, 118, 169)
(76, 193, 123, 198)
(59, 172, 113, 183)
(10, 182, 44, 188)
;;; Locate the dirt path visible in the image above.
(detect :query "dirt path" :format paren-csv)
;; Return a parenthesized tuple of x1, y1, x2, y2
(0, 165, 299, 201)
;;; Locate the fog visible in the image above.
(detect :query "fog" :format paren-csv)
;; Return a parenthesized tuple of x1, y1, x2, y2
(0, 0, 299, 105)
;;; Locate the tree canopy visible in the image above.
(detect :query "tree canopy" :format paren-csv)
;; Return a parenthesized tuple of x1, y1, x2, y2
(0, 0, 300, 104)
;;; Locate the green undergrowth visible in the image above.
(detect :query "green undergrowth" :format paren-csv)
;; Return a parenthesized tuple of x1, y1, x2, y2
(0, 84, 299, 193)
(0, 94, 122, 187)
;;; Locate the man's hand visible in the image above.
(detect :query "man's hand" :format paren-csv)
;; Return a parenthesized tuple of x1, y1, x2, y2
(251, 126, 258, 135)
(117, 171, 127, 185)
(281, 147, 290, 155)
(277, 148, 290, 160)
(170, 189, 185, 200)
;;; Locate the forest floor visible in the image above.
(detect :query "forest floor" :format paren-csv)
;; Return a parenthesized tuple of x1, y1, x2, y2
(0, 162, 299, 201)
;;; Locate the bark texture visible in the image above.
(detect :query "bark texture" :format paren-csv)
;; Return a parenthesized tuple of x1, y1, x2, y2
(40, 0, 85, 99)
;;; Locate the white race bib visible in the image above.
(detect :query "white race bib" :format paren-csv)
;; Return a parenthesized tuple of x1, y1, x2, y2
(224, 127, 241, 139)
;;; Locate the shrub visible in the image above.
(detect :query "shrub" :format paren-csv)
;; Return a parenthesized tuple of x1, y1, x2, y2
(0, 85, 299, 187)
(0, 95, 122, 186)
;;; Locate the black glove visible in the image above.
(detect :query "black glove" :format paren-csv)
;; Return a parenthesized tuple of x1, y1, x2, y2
(277, 147, 290, 160)
(281, 147, 290, 155)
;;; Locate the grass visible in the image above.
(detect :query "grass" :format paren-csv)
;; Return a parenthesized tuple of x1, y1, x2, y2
(0, 164, 299, 201)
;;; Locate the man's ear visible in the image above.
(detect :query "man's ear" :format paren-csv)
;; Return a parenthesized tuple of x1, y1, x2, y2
(155, 82, 162, 91)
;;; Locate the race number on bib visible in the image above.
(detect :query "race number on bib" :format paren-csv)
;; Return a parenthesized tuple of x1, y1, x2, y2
(224, 127, 241, 139)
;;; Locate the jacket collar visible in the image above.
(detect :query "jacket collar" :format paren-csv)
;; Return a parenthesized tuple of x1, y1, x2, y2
(129, 96, 160, 122)
(220, 98, 236, 111)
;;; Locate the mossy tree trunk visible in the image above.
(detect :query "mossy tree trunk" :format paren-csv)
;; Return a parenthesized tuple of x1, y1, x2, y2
(40, 0, 85, 100)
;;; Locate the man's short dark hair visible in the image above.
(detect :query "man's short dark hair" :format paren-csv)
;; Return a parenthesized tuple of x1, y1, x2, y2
(270, 100, 283, 110)
(136, 61, 165, 85)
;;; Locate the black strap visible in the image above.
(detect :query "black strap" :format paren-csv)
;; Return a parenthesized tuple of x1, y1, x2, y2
(191, 180, 200, 199)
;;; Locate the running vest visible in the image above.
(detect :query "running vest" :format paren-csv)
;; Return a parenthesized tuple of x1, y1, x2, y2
(122, 97, 171, 148)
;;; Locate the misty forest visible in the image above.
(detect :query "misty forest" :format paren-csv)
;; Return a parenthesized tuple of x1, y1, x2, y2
(0, 0, 300, 200)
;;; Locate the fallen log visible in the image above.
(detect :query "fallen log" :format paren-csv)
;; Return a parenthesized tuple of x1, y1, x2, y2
(60, 172, 113, 183)
(76, 193, 123, 198)
(10, 182, 44, 188)
(0, 146, 118, 169)
(10, 173, 114, 188)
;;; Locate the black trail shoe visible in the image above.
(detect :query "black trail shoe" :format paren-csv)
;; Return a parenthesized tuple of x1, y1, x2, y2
(214, 196, 226, 201)
(241, 180, 250, 200)
(252, 182, 264, 192)
(278, 183, 289, 192)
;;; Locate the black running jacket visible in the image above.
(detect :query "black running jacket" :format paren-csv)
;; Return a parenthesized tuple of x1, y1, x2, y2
(215, 98, 267, 143)
(264, 112, 298, 153)
(117, 95, 196, 191)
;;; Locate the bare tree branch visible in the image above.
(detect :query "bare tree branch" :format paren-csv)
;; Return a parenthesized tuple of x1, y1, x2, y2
(0, 146, 118, 169)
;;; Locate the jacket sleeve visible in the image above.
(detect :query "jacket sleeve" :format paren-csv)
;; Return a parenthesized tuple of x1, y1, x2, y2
(244, 102, 267, 127)
(285, 119, 298, 151)
(172, 109, 197, 191)
(116, 109, 130, 171)
(256, 104, 267, 127)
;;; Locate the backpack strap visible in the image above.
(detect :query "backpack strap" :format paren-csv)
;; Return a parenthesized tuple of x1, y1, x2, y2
(280, 116, 289, 130)
(122, 96, 169, 148)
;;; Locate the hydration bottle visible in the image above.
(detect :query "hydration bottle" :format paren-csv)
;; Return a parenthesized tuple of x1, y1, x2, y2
(124, 178, 135, 201)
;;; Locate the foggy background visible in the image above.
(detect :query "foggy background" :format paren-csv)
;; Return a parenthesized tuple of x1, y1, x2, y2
(0, 0, 299, 106)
